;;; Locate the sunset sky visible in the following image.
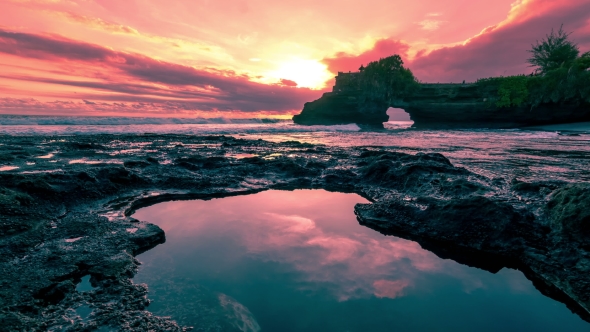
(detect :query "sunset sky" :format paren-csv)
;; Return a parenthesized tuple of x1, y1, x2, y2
(1, 0, 589, 118)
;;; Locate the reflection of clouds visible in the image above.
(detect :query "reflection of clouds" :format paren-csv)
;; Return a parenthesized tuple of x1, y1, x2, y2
(306, 236, 361, 263)
(373, 279, 412, 299)
(236, 210, 447, 301)
(263, 213, 316, 233)
(136, 190, 511, 302)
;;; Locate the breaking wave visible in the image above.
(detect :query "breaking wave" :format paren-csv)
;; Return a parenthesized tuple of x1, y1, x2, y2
(0, 115, 288, 126)
(0, 115, 367, 135)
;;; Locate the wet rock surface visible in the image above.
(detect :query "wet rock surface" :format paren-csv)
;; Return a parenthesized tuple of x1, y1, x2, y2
(0, 134, 589, 330)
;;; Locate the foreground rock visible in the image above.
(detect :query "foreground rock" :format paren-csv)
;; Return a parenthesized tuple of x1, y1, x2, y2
(0, 134, 589, 330)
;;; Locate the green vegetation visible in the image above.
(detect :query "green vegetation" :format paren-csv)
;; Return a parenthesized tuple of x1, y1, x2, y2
(357, 55, 419, 108)
(528, 25, 579, 74)
(477, 53, 590, 108)
(478, 76, 529, 108)
(476, 27, 590, 109)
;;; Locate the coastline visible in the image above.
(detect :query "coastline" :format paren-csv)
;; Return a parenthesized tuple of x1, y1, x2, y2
(0, 134, 589, 330)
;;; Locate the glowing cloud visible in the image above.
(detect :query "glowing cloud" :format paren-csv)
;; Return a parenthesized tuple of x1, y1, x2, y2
(0, 0, 588, 115)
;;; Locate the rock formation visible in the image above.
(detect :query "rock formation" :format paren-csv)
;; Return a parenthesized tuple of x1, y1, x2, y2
(1, 134, 590, 329)
(293, 73, 590, 129)
(292, 90, 388, 128)
(395, 83, 590, 129)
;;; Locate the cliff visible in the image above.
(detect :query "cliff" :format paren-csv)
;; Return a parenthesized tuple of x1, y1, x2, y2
(394, 83, 590, 129)
(293, 78, 590, 129)
(292, 91, 388, 128)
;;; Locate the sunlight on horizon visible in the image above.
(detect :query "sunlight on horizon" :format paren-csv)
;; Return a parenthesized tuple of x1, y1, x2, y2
(268, 59, 334, 89)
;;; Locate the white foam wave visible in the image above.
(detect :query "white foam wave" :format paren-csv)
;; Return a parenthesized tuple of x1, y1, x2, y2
(0, 116, 364, 136)
(0, 115, 287, 126)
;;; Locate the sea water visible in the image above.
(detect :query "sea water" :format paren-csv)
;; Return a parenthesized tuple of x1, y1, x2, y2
(133, 190, 589, 331)
(1, 115, 589, 182)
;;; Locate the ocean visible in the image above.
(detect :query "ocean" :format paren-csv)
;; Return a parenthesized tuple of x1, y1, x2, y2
(1, 115, 589, 183)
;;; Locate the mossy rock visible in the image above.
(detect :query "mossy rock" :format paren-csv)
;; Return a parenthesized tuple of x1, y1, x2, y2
(546, 184, 590, 238)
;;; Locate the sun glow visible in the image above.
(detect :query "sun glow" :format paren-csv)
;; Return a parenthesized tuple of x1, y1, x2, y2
(269, 59, 333, 89)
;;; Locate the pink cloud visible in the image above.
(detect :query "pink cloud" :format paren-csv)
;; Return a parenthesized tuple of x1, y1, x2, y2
(2, 0, 589, 115)
(0, 29, 323, 115)
(319, 0, 590, 84)
(409, 0, 590, 82)
(322, 38, 411, 74)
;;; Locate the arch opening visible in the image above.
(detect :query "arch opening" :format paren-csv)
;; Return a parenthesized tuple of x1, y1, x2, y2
(386, 107, 412, 123)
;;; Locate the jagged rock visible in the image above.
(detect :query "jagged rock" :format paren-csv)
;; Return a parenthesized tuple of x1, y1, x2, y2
(547, 183, 590, 239)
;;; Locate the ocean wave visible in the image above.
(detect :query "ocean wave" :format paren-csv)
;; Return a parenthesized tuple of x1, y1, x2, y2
(0, 115, 288, 126)
(0, 118, 364, 136)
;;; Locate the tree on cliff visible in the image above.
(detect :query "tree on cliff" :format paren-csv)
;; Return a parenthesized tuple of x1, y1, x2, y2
(528, 25, 579, 74)
(357, 55, 419, 108)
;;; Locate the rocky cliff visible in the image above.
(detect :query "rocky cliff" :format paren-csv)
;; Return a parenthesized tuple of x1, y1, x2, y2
(395, 83, 590, 129)
(292, 91, 388, 128)
(293, 82, 590, 129)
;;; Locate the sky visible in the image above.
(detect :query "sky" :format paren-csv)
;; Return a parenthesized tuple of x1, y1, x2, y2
(0, 0, 589, 118)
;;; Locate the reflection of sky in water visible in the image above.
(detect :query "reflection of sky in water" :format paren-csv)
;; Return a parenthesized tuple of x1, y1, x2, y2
(134, 190, 588, 331)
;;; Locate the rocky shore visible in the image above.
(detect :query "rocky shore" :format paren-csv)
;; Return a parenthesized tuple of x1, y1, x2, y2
(0, 134, 589, 330)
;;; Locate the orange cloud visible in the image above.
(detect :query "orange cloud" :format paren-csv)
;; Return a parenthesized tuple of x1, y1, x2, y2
(408, 0, 590, 82)
(322, 39, 411, 74)
(0, 29, 323, 115)
(56, 11, 139, 35)
(325, 0, 590, 83)
(1, 0, 589, 115)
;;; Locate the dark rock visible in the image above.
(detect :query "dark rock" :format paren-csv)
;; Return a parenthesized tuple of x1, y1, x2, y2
(547, 184, 590, 238)
(124, 160, 151, 168)
(96, 167, 144, 186)
(396, 84, 590, 129)
(34, 280, 75, 305)
(293, 82, 590, 129)
(17, 179, 55, 196)
(77, 171, 96, 182)
(0, 133, 589, 330)
(293, 91, 387, 128)
(68, 142, 105, 150)
(146, 156, 160, 164)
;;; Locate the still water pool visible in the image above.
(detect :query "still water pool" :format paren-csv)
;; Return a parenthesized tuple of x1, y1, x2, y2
(133, 190, 588, 331)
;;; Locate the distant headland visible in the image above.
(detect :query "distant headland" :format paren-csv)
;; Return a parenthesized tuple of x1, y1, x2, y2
(293, 27, 590, 129)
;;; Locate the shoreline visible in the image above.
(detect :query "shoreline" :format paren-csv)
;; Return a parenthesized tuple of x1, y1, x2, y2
(523, 121, 590, 132)
(0, 134, 589, 330)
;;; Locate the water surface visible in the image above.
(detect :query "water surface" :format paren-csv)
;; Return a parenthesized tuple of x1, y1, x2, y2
(3, 118, 589, 183)
(133, 190, 588, 331)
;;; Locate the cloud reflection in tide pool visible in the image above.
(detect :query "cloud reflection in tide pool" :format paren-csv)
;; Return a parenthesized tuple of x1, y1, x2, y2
(133, 190, 588, 331)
